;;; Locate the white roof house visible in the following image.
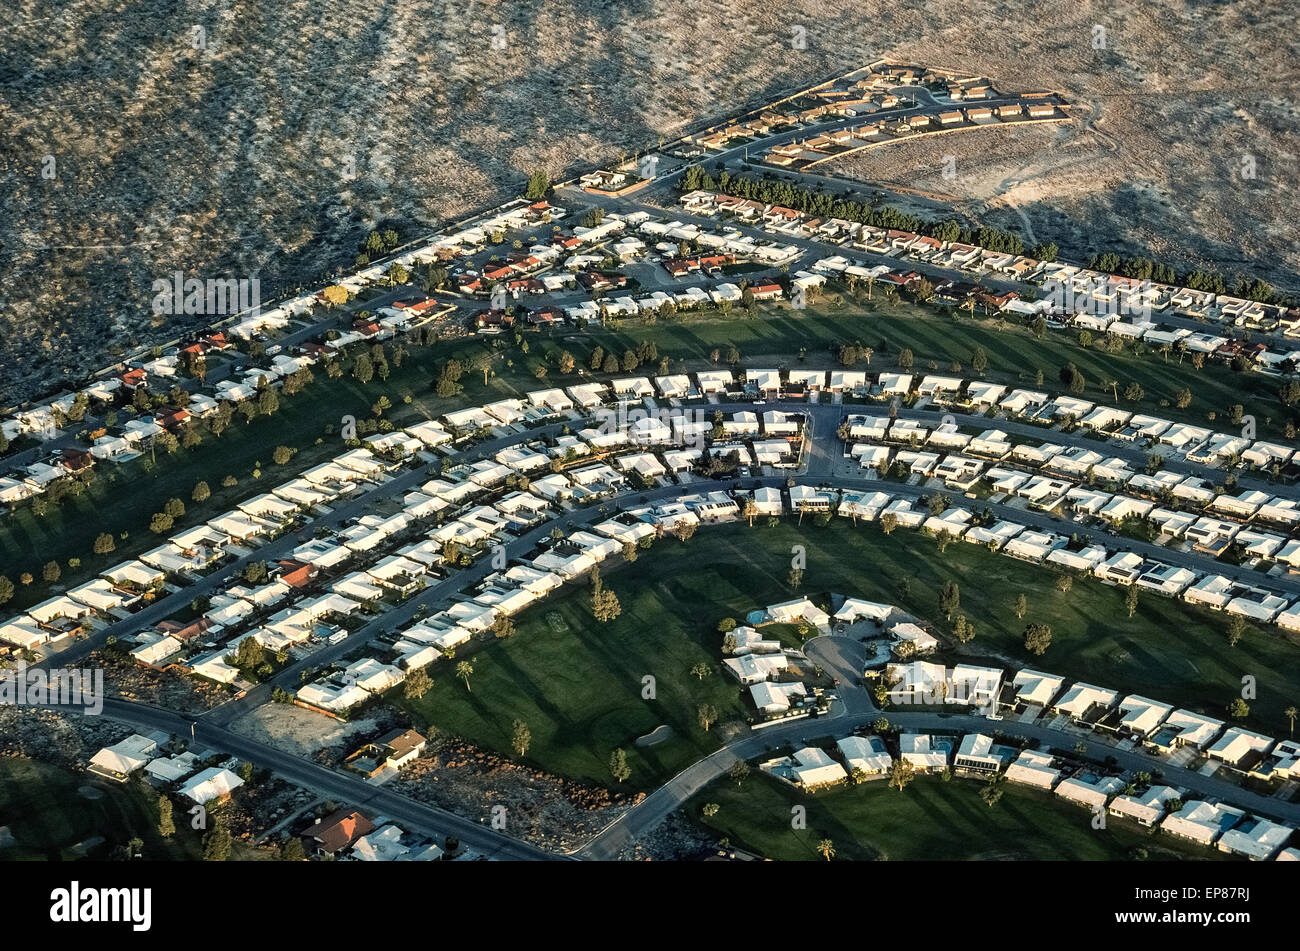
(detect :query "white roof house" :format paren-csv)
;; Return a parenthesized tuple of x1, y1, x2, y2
(1150, 709, 1225, 751)
(953, 733, 1007, 774)
(1161, 801, 1244, 846)
(837, 735, 893, 775)
(1007, 669, 1066, 708)
(1205, 727, 1274, 769)
(1108, 785, 1182, 826)
(1052, 682, 1119, 721)
(949, 664, 1003, 712)
(1055, 773, 1125, 809)
(1217, 817, 1295, 861)
(889, 622, 938, 654)
(788, 746, 849, 788)
(898, 733, 951, 771)
(834, 598, 893, 624)
(1004, 749, 1060, 789)
(749, 681, 806, 714)
(88, 734, 159, 780)
(177, 766, 245, 804)
(765, 597, 830, 629)
(0, 618, 50, 649)
(1115, 695, 1174, 737)
(723, 652, 790, 685)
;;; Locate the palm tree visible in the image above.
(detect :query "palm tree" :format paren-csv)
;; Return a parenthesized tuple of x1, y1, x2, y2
(817, 838, 835, 861)
(456, 661, 474, 692)
(1287, 705, 1298, 737)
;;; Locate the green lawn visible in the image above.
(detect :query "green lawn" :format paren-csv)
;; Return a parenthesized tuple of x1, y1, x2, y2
(0, 757, 200, 861)
(404, 520, 1300, 788)
(398, 550, 760, 791)
(691, 771, 1229, 861)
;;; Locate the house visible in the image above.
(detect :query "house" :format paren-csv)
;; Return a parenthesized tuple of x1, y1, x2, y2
(302, 809, 377, 856)
(1002, 529, 1065, 563)
(1161, 801, 1244, 846)
(749, 680, 807, 714)
(1002, 669, 1066, 711)
(837, 735, 893, 775)
(1111, 695, 1173, 738)
(177, 766, 245, 804)
(766, 596, 829, 628)
(1149, 709, 1225, 752)
(834, 598, 893, 625)
(1055, 773, 1124, 810)
(1205, 727, 1274, 771)
(948, 664, 1004, 712)
(1217, 817, 1295, 860)
(1108, 785, 1182, 826)
(751, 486, 784, 516)
(375, 728, 427, 770)
(1052, 682, 1119, 723)
(787, 747, 849, 789)
(1004, 750, 1061, 789)
(723, 652, 790, 685)
(898, 733, 952, 772)
(953, 734, 1008, 775)
(88, 734, 159, 782)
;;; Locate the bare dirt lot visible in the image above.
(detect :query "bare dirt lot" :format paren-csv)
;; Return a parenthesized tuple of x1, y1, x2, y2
(2, 1, 1295, 406)
(390, 735, 643, 852)
(231, 703, 388, 760)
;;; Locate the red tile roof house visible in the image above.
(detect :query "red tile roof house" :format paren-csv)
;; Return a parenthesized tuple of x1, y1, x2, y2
(276, 559, 318, 588)
(579, 272, 626, 292)
(156, 408, 191, 430)
(393, 298, 440, 316)
(475, 309, 515, 331)
(120, 368, 148, 389)
(201, 332, 233, 351)
(57, 449, 94, 473)
(156, 618, 214, 642)
(750, 283, 784, 300)
(301, 809, 376, 856)
(508, 278, 546, 295)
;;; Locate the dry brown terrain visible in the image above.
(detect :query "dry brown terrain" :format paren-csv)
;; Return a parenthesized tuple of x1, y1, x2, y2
(2, 0, 1296, 405)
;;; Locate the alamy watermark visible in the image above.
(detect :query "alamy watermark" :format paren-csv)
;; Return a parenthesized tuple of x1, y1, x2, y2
(0, 661, 103, 714)
(151, 271, 261, 318)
